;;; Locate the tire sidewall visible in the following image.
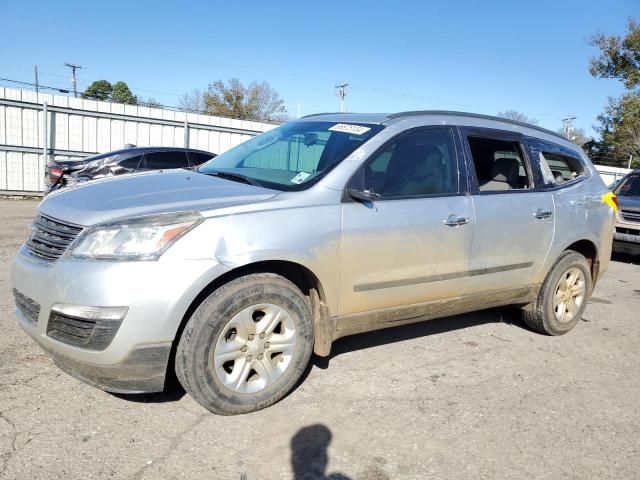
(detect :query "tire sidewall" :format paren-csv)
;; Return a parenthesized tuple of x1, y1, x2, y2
(178, 274, 314, 414)
(541, 252, 592, 335)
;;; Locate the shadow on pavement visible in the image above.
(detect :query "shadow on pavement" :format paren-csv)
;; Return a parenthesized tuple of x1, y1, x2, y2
(291, 424, 351, 480)
(111, 382, 186, 404)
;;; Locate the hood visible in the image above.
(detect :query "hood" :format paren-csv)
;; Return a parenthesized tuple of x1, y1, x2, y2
(40, 169, 279, 226)
(618, 195, 640, 212)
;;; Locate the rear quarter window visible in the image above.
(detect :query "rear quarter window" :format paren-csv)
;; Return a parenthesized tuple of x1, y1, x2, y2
(525, 137, 588, 188)
(538, 152, 586, 185)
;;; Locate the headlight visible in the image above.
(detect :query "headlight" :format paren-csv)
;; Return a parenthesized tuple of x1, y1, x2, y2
(69, 211, 202, 260)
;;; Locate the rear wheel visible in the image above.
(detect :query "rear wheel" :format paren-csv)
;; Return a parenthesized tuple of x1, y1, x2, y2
(522, 251, 592, 335)
(176, 273, 314, 415)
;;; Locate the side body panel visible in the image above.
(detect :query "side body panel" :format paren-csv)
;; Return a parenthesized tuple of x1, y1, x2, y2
(466, 192, 555, 291)
(338, 195, 475, 316)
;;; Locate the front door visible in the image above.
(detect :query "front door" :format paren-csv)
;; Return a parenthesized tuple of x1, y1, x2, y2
(339, 127, 475, 317)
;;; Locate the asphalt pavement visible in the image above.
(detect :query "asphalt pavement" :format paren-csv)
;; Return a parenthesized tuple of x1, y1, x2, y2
(1, 198, 639, 479)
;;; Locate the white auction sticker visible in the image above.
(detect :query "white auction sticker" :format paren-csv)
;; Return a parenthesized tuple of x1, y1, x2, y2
(328, 123, 371, 135)
(290, 171, 311, 184)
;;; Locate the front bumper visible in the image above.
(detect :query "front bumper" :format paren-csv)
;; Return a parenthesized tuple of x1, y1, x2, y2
(11, 245, 226, 393)
(613, 217, 640, 254)
(18, 310, 171, 393)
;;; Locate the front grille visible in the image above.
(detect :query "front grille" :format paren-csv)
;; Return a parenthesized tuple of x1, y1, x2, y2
(13, 289, 40, 324)
(621, 209, 640, 223)
(26, 214, 83, 261)
(47, 312, 123, 351)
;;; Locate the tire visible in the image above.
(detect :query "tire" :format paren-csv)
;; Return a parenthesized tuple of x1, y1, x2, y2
(522, 251, 593, 335)
(175, 273, 314, 415)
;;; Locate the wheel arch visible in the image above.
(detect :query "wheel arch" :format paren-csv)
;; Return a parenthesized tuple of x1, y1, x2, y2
(165, 260, 332, 388)
(559, 238, 600, 286)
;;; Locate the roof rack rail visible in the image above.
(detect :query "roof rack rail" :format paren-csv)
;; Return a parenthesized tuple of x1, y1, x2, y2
(386, 110, 566, 140)
(301, 112, 354, 118)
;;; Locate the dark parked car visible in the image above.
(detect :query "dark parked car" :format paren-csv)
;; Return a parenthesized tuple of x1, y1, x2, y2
(612, 169, 640, 255)
(46, 146, 216, 192)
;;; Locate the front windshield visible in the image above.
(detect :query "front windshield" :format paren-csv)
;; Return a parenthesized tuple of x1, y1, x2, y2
(198, 121, 383, 190)
(615, 174, 640, 197)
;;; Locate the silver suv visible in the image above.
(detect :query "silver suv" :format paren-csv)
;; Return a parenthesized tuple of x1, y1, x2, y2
(12, 112, 616, 415)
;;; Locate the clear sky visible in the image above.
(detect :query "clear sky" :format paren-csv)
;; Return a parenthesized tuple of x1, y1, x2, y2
(1, 0, 637, 136)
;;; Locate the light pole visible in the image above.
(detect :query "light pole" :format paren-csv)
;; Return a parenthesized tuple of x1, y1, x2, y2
(335, 83, 349, 112)
(64, 62, 83, 98)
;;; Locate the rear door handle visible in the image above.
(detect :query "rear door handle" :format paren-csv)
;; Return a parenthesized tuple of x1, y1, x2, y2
(443, 214, 470, 227)
(534, 209, 553, 219)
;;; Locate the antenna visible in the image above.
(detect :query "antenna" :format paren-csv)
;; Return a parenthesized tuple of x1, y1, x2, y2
(64, 62, 83, 98)
(335, 83, 349, 112)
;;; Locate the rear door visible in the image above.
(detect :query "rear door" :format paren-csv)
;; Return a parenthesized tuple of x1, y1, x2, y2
(461, 127, 555, 294)
(338, 126, 475, 316)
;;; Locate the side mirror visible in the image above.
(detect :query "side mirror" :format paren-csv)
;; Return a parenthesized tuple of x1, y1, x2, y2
(347, 188, 380, 202)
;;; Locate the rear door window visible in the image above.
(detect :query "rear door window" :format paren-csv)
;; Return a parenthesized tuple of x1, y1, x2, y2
(117, 155, 143, 170)
(140, 151, 190, 170)
(466, 136, 532, 192)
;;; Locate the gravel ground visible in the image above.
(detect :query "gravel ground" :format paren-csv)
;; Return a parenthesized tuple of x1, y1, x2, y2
(1, 198, 639, 480)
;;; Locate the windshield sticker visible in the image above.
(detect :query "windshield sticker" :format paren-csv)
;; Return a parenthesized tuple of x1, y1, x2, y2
(329, 124, 371, 135)
(290, 172, 311, 184)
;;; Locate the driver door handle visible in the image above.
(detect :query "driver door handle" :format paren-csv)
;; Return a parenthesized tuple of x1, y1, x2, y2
(443, 214, 470, 227)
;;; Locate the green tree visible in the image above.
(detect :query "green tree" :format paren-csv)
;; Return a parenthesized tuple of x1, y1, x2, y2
(81, 80, 112, 101)
(111, 81, 137, 105)
(204, 79, 286, 121)
(589, 19, 640, 90)
(595, 93, 640, 165)
(588, 20, 640, 166)
(496, 110, 538, 125)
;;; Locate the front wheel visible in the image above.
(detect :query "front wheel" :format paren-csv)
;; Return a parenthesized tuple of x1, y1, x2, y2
(521, 251, 592, 335)
(175, 273, 314, 415)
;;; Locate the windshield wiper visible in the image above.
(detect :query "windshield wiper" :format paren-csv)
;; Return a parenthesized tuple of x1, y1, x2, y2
(200, 170, 262, 187)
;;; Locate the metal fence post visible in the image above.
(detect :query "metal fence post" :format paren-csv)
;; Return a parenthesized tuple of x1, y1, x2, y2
(184, 119, 189, 148)
(42, 101, 48, 163)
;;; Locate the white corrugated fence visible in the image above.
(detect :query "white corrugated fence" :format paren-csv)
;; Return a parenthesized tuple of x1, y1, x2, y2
(0, 87, 275, 194)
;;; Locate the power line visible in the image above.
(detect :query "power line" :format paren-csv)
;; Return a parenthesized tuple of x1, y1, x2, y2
(0, 77, 70, 93)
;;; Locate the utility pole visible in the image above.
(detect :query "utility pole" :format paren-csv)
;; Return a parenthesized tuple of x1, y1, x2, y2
(34, 65, 39, 95)
(629, 155, 634, 170)
(561, 116, 577, 140)
(335, 83, 349, 112)
(64, 62, 83, 98)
